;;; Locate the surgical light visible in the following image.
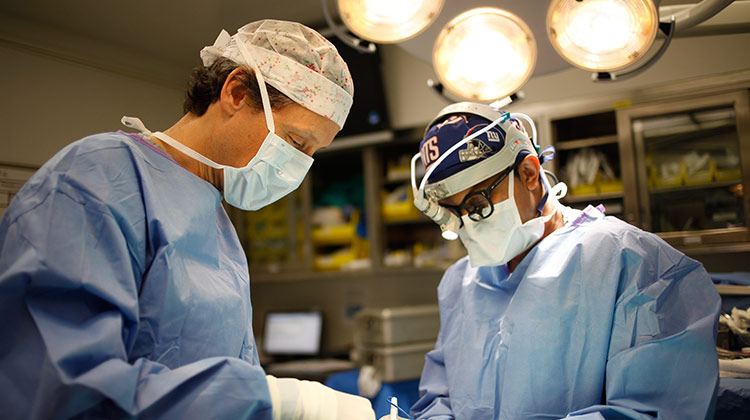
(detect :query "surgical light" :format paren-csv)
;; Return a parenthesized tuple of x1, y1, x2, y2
(547, 0, 658, 71)
(433, 7, 537, 102)
(337, 0, 444, 43)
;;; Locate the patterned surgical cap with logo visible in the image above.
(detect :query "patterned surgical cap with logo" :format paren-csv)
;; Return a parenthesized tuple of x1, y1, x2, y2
(420, 114, 528, 183)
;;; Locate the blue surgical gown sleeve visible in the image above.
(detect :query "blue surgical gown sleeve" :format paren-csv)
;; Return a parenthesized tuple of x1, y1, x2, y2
(410, 262, 465, 420)
(0, 135, 273, 419)
(411, 327, 453, 419)
(563, 229, 720, 420)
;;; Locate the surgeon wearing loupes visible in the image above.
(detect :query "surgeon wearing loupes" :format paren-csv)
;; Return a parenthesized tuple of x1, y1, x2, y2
(407, 102, 721, 419)
(0, 20, 375, 420)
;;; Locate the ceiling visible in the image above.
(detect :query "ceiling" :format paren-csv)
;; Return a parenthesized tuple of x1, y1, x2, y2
(0, 0, 704, 75)
(0, 0, 329, 69)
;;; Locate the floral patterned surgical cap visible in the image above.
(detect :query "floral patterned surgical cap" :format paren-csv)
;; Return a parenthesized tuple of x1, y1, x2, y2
(200, 19, 354, 129)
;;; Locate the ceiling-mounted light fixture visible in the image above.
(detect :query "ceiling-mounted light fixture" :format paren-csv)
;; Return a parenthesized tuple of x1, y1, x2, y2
(546, 0, 659, 71)
(432, 7, 537, 102)
(337, 0, 444, 43)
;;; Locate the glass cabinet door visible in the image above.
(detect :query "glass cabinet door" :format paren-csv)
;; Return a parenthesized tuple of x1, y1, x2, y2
(622, 90, 750, 246)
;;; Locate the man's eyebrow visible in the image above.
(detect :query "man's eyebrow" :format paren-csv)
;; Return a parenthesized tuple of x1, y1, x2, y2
(289, 127, 322, 144)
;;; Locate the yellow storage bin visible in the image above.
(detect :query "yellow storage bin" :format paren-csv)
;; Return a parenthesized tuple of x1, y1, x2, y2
(383, 200, 421, 222)
(685, 160, 715, 185)
(570, 184, 597, 196)
(684, 171, 713, 185)
(312, 211, 360, 246)
(597, 179, 623, 194)
(313, 239, 369, 271)
(312, 224, 356, 245)
(381, 185, 421, 222)
(715, 167, 742, 182)
(653, 163, 686, 188)
(314, 247, 357, 271)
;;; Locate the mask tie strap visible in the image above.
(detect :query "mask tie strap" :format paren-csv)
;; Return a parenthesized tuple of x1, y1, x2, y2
(539, 146, 555, 164)
(236, 37, 276, 134)
(121, 116, 152, 136)
(149, 131, 225, 170)
(535, 146, 557, 216)
(550, 180, 568, 200)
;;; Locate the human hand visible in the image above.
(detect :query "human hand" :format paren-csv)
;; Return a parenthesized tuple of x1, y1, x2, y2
(266, 375, 375, 420)
(334, 389, 375, 420)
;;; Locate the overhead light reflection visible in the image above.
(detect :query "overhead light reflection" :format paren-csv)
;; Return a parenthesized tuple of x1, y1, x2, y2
(433, 7, 537, 101)
(338, 0, 444, 43)
(547, 0, 658, 71)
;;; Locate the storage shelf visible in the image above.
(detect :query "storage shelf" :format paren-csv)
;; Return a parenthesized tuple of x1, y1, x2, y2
(555, 134, 618, 150)
(648, 179, 742, 195)
(563, 191, 624, 204)
(384, 175, 412, 185)
(384, 169, 424, 186)
(320, 130, 394, 153)
(640, 123, 734, 147)
(673, 241, 750, 256)
(715, 284, 750, 295)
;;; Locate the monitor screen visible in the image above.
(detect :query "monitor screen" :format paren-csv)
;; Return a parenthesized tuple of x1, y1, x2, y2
(263, 311, 323, 356)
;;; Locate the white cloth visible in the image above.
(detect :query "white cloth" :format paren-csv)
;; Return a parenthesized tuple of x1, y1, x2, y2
(719, 358, 750, 378)
(357, 365, 382, 398)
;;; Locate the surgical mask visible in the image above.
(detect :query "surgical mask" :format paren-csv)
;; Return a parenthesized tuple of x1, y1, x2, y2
(149, 129, 312, 211)
(142, 36, 313, 211)
(458, 171, 556, 267)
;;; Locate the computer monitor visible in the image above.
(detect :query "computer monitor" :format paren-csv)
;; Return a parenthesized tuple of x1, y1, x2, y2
(263, 311, 323, 356)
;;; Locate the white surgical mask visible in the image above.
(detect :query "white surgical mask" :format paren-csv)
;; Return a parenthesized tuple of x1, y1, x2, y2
(149, 128, 312, 211)
(125, 35, 314, 211)
(458, 171, 556, 267)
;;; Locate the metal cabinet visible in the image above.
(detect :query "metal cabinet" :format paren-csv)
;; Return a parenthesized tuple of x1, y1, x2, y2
(617, 90, 750, 251)
(549, 110, 627, 220)
(546, 87, 750, 261)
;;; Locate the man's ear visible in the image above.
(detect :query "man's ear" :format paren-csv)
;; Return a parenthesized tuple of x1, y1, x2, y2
(218, 67, 251, 115)
(517, 155, 541, 192)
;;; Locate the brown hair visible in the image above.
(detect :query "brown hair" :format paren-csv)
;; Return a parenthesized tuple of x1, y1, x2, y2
(183, 57, 293, 116)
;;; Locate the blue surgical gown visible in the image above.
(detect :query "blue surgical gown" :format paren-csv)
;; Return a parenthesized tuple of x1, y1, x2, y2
(411, 205, 721, 420)
(0, 132, 273, 419)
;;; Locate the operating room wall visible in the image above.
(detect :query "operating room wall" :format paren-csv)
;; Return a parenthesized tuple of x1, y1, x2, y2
(0, 14, 185, 167)
(0, 45, 185, 167)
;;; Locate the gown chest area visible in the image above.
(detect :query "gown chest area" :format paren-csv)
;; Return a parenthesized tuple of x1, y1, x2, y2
(124, 147, 254, 368)
(439, 246, 620, 419)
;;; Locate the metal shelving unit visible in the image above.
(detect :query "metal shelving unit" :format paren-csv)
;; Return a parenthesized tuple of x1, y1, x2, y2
(648, 179, 743, 195)
(553, 134, 618, 150)
(617, 90, 750, 247)
(564, 191, 624, 204)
